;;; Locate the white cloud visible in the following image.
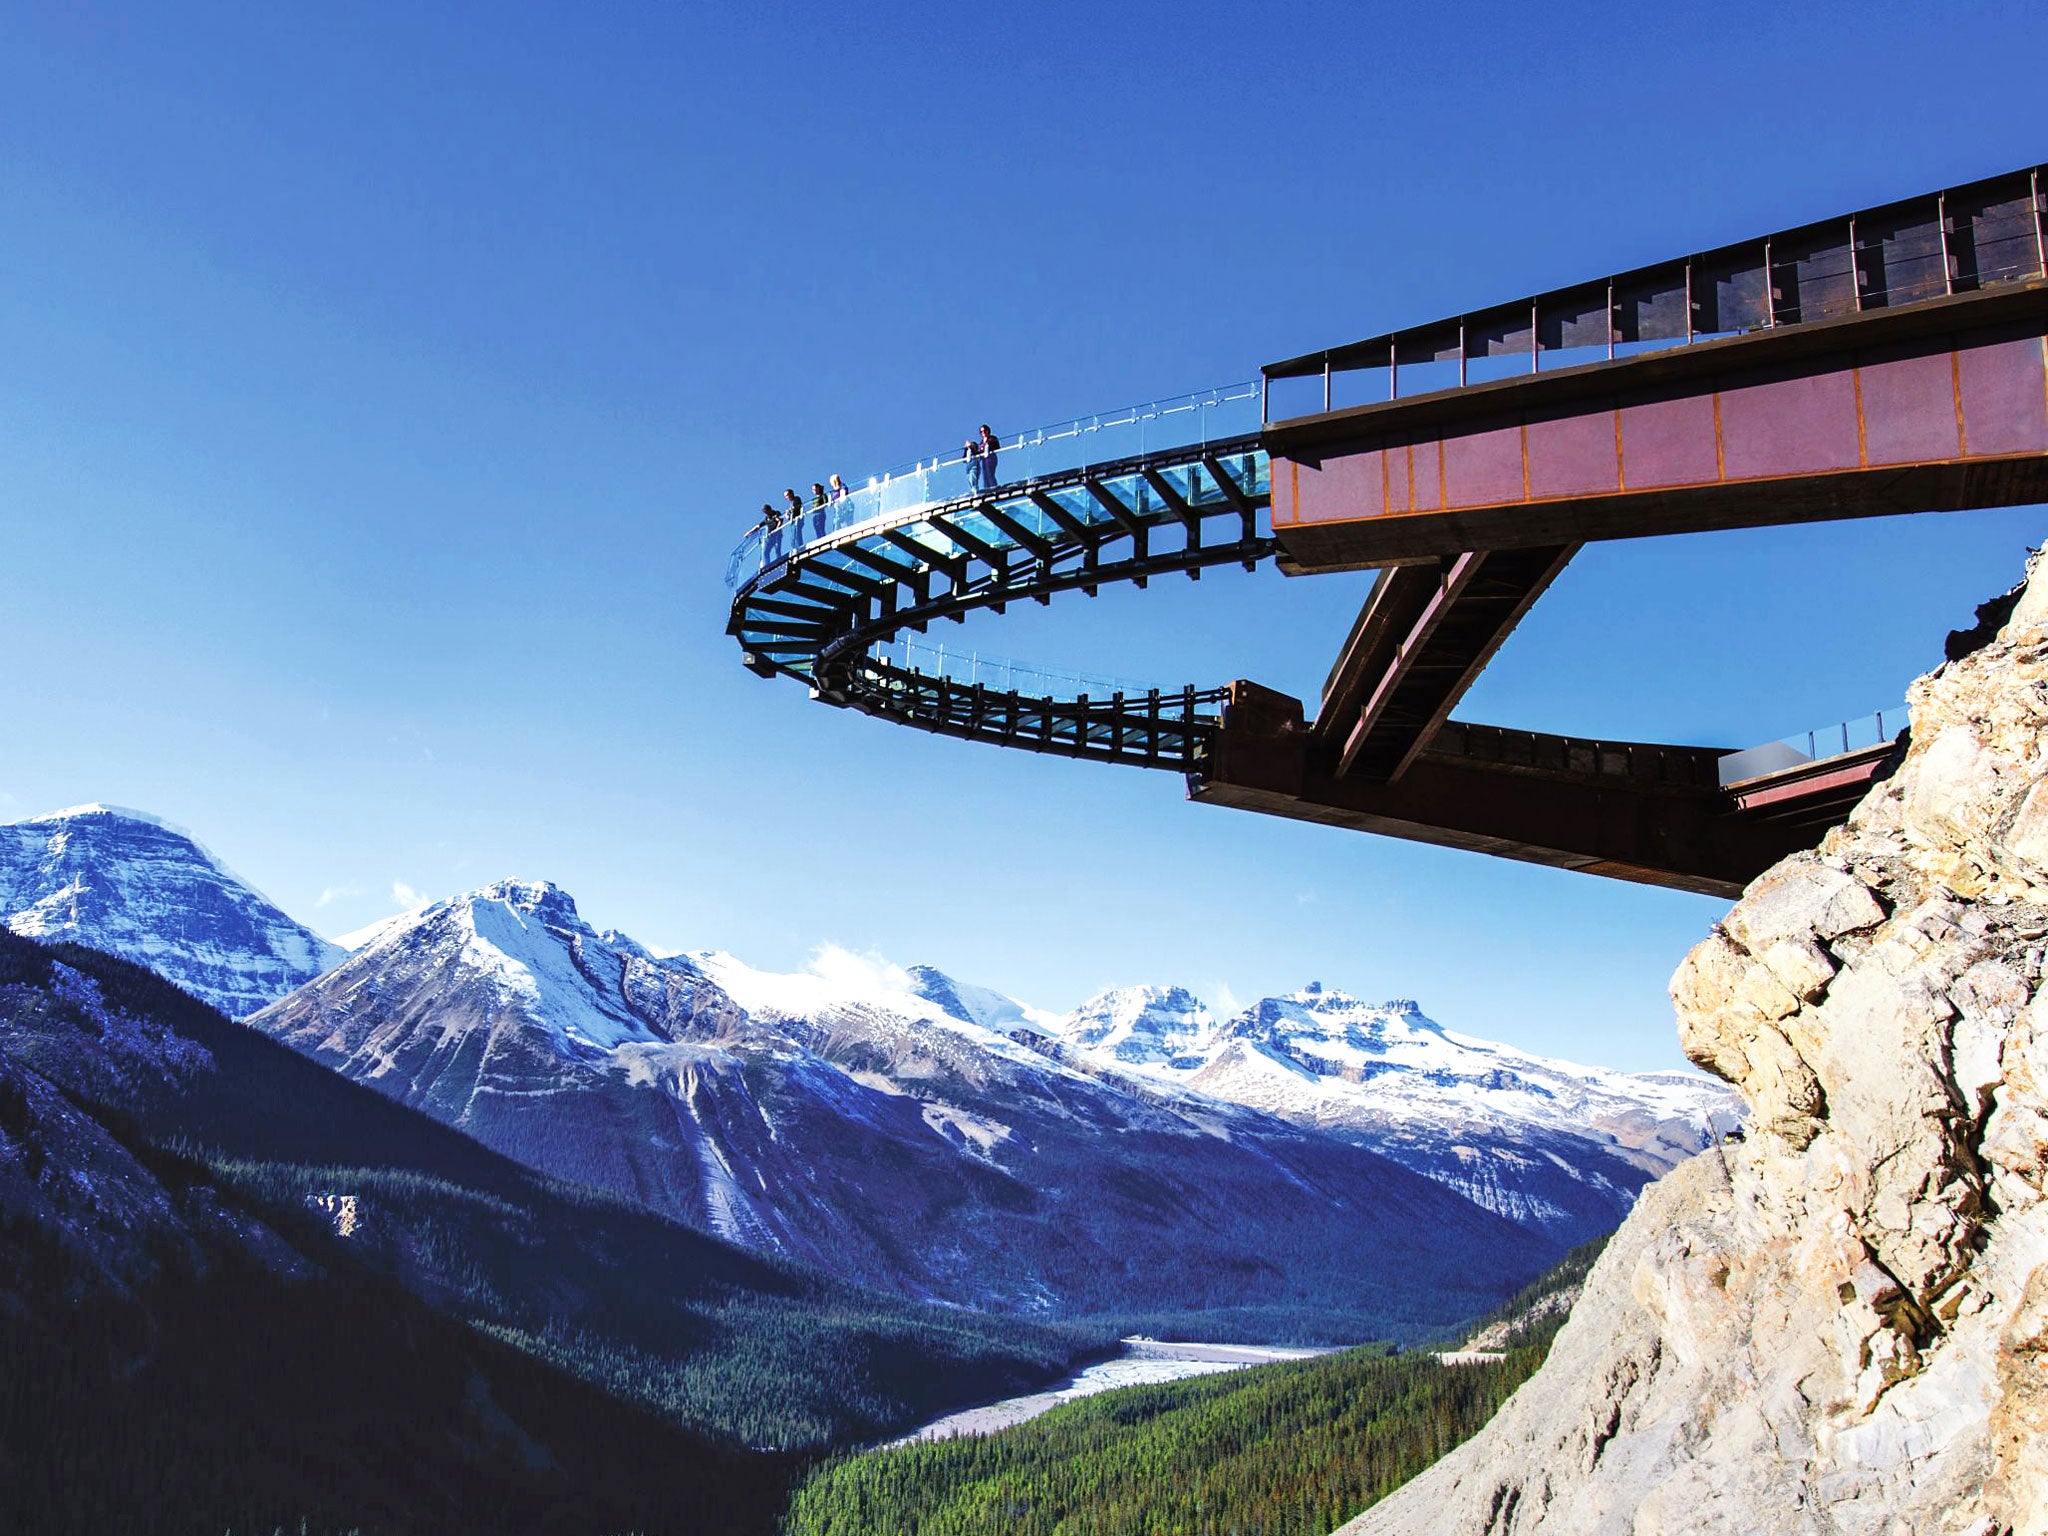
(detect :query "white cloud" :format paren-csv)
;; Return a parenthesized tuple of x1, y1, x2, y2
(392, 880, 427, 908)
(803, 943, 916, 1002)
(315, 885, 364, 908)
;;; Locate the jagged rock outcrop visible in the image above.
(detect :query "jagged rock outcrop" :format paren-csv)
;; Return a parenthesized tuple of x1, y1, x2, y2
(1340, 556, 2048, 1536)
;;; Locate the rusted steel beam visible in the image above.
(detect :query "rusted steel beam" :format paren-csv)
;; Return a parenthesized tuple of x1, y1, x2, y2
(1724, 742, 1897, 819)
(1268, 284, 2048, 575)
(1314, 563, 1444, 746)
(1193, 686, 1860, 898)
(1328, 544, 1577, 782)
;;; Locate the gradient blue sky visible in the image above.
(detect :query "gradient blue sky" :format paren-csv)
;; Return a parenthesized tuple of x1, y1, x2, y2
(1, 2, 2042, 1070)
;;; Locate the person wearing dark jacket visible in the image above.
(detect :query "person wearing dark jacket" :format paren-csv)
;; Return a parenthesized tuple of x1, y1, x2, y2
(978, 424, 999, 491)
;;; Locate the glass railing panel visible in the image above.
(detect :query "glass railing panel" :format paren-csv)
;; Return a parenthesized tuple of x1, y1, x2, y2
(988, 490, 1063, 541)
(1092, 467, 1149, 519)
(727, 382, 1265, 589)
(1141, 460, 1192, 505)
(944, 508, 1011, 549)
(1718, 702, 1909, 785)
(1023, 482, 1106, 531)
(1245, 453, 1270, 496)
(894, 521, 967, 562)
(804, 552, 884, 593)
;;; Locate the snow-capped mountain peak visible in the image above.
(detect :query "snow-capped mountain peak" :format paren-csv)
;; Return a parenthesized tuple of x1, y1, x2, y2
(309, 879, 710, 1059)
(1220, 987, 1445, 1063)
(0, 804, 342, 1017)
(905, 963, 1059, 1034)
(1059, 984, 1214, 1065)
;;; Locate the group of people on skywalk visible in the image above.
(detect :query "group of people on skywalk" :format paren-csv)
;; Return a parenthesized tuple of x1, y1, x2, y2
(754, 476, 849, 538)
(749, 421, 1005, 550)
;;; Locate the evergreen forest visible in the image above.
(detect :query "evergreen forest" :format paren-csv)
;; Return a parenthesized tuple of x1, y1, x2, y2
(783, 1241, 1605, 1536)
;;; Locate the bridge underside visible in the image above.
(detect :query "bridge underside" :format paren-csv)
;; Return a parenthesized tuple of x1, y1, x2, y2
(1190, 686, 1898, 899)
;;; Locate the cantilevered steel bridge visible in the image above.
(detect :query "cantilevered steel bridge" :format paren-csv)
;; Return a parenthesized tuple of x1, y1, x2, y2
(727, 164, 2048, 899)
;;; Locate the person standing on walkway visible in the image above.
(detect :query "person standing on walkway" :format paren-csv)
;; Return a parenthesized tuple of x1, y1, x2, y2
(978, 424, 999, 492)
(829, 474, 849, 503)
(963, 438, 984, 496)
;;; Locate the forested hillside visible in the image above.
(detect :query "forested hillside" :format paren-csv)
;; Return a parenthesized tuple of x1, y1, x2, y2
(784, 1241, 1606, 1536)
(0, 928, 1106, 1532)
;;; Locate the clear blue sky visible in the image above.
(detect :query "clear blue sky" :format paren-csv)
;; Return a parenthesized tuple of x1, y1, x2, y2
(1, 1, 2042, 1070)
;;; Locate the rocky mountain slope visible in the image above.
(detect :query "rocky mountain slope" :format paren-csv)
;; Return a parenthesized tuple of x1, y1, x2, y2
(1341, 559, 2048, 1536)
(0, 929, 804, 1533)
(249, 882, 1559, 1332)
(1028, 982, 1736, 1245)
(0, 804, 340, 1016)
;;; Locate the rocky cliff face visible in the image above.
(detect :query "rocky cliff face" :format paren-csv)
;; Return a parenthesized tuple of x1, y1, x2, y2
(1341, 560, 2048, 1536)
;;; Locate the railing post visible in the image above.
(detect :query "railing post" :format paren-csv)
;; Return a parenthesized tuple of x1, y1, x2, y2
(1939, 194, 1954, 296)
(2034, 167, 2046, 280)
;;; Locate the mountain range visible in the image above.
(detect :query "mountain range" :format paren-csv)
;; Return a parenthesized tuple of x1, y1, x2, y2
(249, 878, 1552, 1328)
(1, 803, 1739, 1332)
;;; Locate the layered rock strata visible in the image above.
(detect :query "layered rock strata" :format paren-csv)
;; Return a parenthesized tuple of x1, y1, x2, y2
(1340, 559, 2048, 1536)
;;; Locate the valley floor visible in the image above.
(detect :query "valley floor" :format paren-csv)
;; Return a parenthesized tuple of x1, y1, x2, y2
(897, 1338, 1339, 1444)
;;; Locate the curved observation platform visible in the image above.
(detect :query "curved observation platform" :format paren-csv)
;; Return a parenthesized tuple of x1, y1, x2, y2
(726, 164, 2048, 898)
(726, 387, 1271, 770)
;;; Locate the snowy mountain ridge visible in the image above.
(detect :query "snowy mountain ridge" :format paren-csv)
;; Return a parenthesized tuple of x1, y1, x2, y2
(251, 879, 1556, 1322)
(0, 805, 341, 1018)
